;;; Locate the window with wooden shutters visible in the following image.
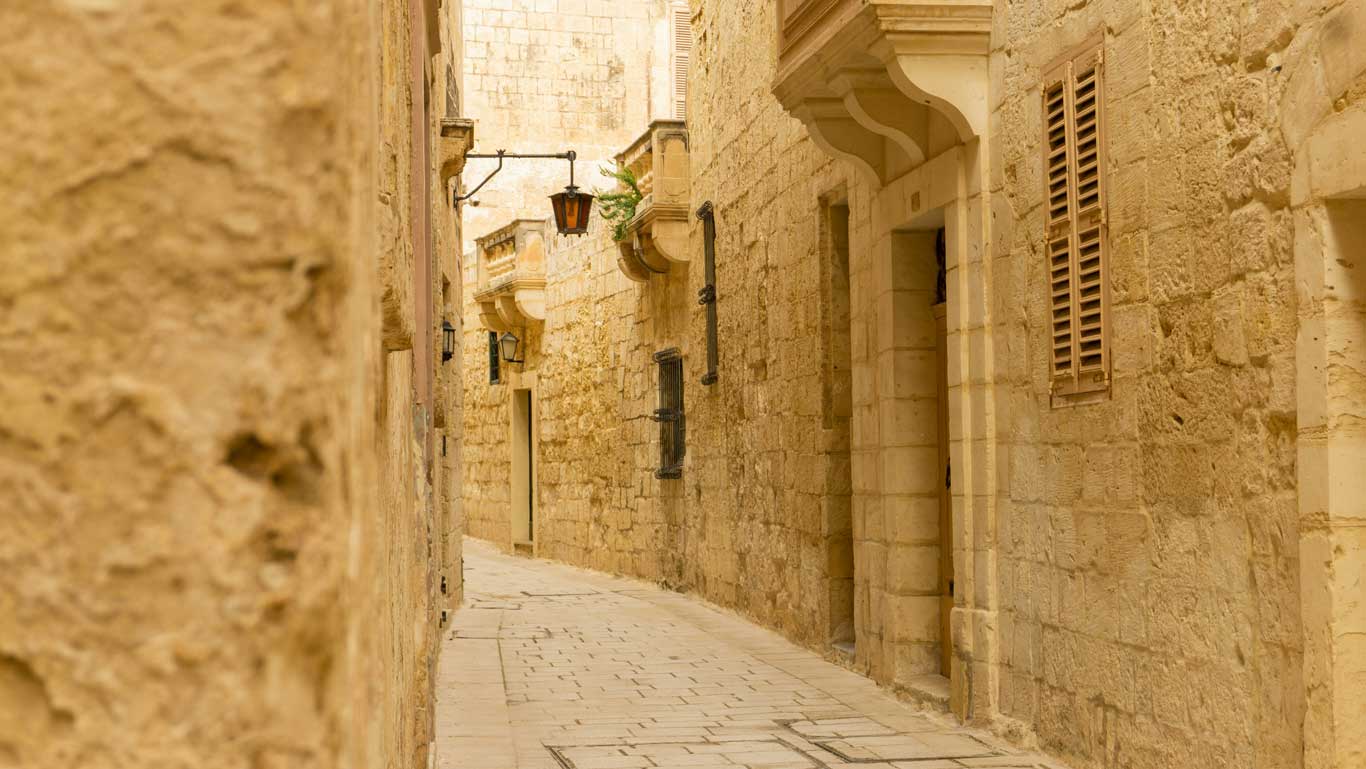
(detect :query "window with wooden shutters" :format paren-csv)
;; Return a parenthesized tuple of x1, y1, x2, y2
(1043, 41, 1109, 403)
(652, 348, 684, 478)
(670, 3, 692, 120)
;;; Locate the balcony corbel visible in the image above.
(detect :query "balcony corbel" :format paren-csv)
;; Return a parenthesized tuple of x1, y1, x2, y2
(612, 120, 691, 282)
(473, 219, 547, 333)
(828, 68, 928, 167)
(439, 118, 476, 192)
(870, 3, 992, 143)
(772, 1, 991, 175)
(793, 98, 908, 187)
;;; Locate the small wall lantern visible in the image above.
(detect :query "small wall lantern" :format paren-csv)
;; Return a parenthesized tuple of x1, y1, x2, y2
(442, 320, 456, 363)
(499, 330, 525, 365)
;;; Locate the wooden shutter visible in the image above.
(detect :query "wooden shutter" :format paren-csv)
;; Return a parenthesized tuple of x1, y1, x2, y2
(1044, 42, 1109, 401)
(670, 4, 692, 120)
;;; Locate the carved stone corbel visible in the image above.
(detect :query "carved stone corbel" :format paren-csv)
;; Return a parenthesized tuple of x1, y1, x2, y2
(870, 3, 992, 143)
(438, 118, 476, 192)
(771, 0, 992, 177)
(794, 98, 908, 187)
(828, 68, 929, 167)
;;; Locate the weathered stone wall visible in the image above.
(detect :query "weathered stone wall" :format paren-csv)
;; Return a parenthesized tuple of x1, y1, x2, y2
(987, 2, 1363, 767)
(461, 211, 683, 574)
(458, 0, 672, 251)
(0, 1, 463, 767)
(458, 0, 680, 553)
(458, 1, 1366, 768)
(459, 0, 854, 650)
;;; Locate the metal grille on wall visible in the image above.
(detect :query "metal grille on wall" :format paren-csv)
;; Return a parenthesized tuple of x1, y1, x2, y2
(488, 331, 501, 384)
(652, 348, 684, 479)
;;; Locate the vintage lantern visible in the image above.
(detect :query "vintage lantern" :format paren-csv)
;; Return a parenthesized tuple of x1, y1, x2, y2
(441, 320, 456, 363)
(499, 330, 525, 365)
(549, 186, 594, 236)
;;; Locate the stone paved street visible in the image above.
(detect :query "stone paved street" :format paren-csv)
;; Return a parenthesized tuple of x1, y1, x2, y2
(435, 539, 1070, 769)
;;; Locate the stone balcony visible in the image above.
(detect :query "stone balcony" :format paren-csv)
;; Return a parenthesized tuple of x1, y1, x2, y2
(614, 120, 691, 282)
(473, 219, 547, 332)
(771, 0, 991, 184)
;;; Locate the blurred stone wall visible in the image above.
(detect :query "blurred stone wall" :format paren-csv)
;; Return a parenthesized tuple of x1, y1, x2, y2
(0, 1, 465, 767)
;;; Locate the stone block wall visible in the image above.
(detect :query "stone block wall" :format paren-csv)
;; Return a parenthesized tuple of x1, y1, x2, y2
(986, 2, 1364, 767)
(460, 0, 854, 654)
(458, 0, 1366, 767)
(458, 0, 674, 252)
(1, 1, 465, 767)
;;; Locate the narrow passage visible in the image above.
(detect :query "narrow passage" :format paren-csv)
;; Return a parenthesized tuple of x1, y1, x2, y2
(436, 539, 1069, 769)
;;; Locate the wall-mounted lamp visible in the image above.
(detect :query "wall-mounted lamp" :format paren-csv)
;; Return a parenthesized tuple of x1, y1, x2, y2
(499, 330, 525, 365)
(549, 184, 593, 235)
(442, 320, 456, 363)
(457, 149, 594, 237)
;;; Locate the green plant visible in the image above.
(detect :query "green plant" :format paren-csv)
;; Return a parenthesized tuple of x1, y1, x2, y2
(595, 165, 643, 242)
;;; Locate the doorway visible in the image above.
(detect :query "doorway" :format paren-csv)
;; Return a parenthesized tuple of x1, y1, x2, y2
(821, 196, 855, 658)
(932, 230, 952, 677)
(887, 216, 953, 682)
(511, 388, 534, 552)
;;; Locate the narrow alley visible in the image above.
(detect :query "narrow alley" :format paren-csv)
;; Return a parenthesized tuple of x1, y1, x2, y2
(436, 540, 1068, 769)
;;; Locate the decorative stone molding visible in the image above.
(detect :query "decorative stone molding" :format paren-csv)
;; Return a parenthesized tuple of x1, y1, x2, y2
(614, 120, 690, 282)
(473, 219, 547, 332)
(772, 1, 990, 182)
(438, 117, 476, 191)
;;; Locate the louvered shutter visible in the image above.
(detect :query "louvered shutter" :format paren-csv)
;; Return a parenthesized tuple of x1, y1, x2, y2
(1043, 71, 1074, 384)
(671, 5, 692, 120)
(1044, 44, 1109, 400)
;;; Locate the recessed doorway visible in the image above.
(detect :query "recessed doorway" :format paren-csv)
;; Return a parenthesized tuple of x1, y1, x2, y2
(887, 213, 953, 684)
(511, 388, 535, 554)
(820, 196, 856, 660)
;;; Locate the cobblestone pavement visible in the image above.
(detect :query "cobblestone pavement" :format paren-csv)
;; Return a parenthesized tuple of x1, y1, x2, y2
(436, 538, 1069, 769)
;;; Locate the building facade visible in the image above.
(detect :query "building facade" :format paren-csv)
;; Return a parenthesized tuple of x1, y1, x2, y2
(458, 1, 1364, 768)
(2, 1, 470, 767)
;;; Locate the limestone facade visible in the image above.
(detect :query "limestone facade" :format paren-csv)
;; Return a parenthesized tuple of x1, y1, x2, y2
(3, 1, 468, 767)
(459, 2, 1365, 769)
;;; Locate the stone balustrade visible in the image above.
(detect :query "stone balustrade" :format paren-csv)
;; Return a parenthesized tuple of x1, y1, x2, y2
(473, 218, 548, 331)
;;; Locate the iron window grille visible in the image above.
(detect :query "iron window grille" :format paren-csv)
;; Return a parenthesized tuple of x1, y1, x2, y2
(488, 331, 502, 384)
(652, 348, 684, 479)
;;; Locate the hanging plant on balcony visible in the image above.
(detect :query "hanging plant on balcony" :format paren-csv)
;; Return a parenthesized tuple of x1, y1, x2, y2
(595, 165, 642, 243)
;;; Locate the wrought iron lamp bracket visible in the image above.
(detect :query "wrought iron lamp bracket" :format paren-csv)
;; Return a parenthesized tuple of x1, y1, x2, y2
(455, 149, 579, 204)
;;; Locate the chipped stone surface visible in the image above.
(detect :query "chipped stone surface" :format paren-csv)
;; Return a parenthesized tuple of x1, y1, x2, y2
(1, 1, 465, 766)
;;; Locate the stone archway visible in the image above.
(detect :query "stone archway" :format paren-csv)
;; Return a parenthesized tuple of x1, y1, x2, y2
(1284, 4, 1366, 766)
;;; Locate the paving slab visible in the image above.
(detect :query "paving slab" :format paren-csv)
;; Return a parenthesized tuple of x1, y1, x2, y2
(434, 539, 1070, 769)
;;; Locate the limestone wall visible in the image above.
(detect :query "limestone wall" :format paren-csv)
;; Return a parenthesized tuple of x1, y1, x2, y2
(987, 2, 1364, 766)
(458, 0, 675, 251)
(1, 1, 464, 767)
(457, 0, 1365, 768)
(459, 0, 854, 649)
